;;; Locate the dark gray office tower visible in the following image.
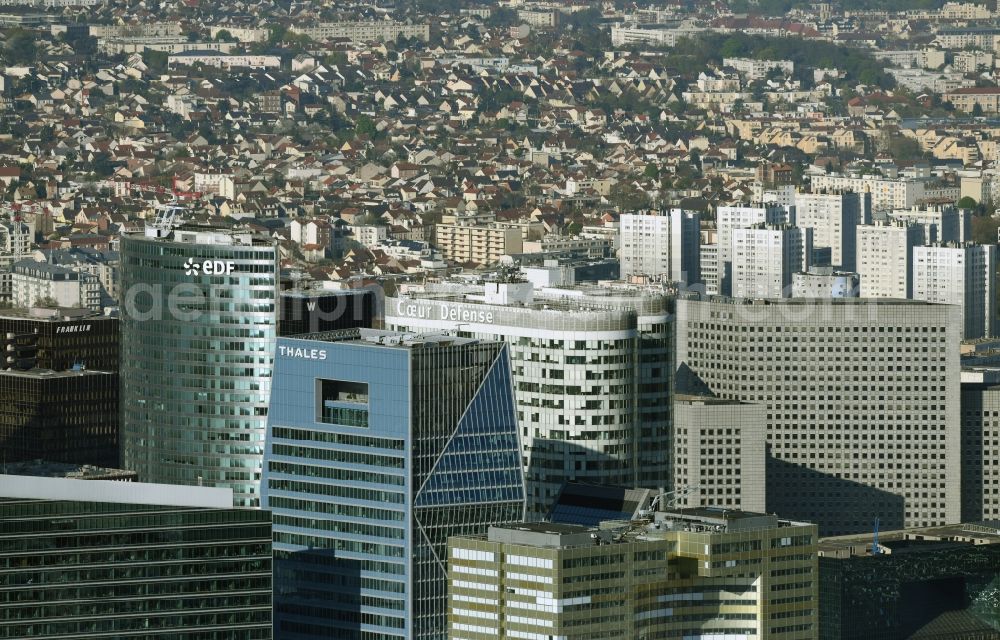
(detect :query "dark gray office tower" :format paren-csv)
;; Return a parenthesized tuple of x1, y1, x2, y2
(0, 476, 272, 639)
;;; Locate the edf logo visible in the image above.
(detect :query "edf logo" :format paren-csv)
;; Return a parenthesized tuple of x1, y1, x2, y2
(184, 258, 236, 276)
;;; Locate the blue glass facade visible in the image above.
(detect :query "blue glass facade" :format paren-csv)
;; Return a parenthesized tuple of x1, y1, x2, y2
(263, 330, 525, 640)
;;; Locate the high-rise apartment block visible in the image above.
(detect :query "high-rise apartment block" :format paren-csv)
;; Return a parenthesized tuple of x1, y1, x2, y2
(912, 243, 997, 340)
(619, 209, 700, 286)
(385, 277, 672, 517)
(794, 190, 870, 270)
(263, 329, 525, 640)
(0, 476, 272, 639)
(791, 267, 859, 298)
(0, 219, 31, 302)
(856, 221, 923, 298)
(700, 243, 719, 295)
(448, 509, 818, 640)
(716, 203, 790, 295)
(731, 223, 812, 299)
(675, 295, 961, 535)
(809, 175, 925, 212)
(119, 224, 278, 507)
(892, 204, 970, 245)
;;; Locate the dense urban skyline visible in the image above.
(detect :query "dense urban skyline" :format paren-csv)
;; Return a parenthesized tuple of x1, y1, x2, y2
(3, 0, 1000, 639)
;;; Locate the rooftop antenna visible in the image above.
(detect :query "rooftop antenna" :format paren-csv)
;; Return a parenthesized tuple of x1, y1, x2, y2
(872, 517, 882, 556)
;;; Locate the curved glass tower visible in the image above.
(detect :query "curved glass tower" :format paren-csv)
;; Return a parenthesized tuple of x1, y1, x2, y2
(119, 225, 278, 507)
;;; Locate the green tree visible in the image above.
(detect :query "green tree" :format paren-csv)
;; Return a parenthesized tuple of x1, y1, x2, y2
(972, 102, 985, 117)
(958, 196, 978, 210)
(609, 182, 651, 212)
(888, 136, 923, 162)
(143, 49, 169, 74)
(354, 115, 376, 137)
(214, 29, 234, 42)
(643, 163, 660, 180)
(5, 30, 37, 65)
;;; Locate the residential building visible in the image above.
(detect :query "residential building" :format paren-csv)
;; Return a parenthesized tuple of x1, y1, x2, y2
(288, 21, 430, 43)
(809, 175, 925, 212)
(716, 203, 791, 296)
(891, 204, 970, 245)
(794, 190, 870, 271)
(435, 221, 522, 266)
(0, 219, 30, 301)
(0, 476, 271, 639)
(912, 243, 997, 340)
(119, 224, 278, 508)
(610, 24, 704, 47)
(352, 223, 389, 247)
(672, 394, 766, 512)
(675, 295, 961, 535)
(856, 221, 923, 298)
(792, 267, 860, 298)
(944, 87, 1000, 113)
(723, 57, 794, 80)
(700, 243, 718, 295)
(167, 52, 281, 69)
(619, 209, 700, 286)
(263, 329, 525, 640)
(385, 275, 672, 517)
(731, 223, 812, 299)
(448, 508, 818, 640)
(11, 260, 101, 311)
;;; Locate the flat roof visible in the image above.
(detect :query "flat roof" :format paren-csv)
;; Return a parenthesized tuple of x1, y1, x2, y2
(1, 460, 136, 480)
(281, 328, 491, 349)
(0, 368, 114, 379)
(0, 474, 233, 509)
(0, 307, 108, 321)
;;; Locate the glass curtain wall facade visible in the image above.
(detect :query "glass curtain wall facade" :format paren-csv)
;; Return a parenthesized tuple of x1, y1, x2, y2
(119, 228, 278, 507)
(0, 497, 272, 639)
(385, 286, 673, 518)
(263, 329, 525, 640)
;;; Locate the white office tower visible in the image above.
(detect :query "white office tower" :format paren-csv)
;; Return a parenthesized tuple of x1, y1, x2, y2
(792, 266, 860, 298)
(856, 220, 924, 298)
(386, 274, 672, 518)
(716, 203, 791, 295)
(731, 224, 812, 299)
(675, 295, 961, 535)
(892, 204, 970, 245)
(912, 243, 998, 340)
(794, 190, 870, 270)
(619, 209, 700, 286)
